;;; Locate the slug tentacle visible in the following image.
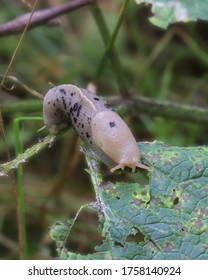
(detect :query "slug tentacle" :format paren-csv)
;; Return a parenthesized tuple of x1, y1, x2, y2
(43, 84, 151, 173)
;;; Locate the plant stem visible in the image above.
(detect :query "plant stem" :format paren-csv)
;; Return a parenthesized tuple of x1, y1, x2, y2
(13, 118, 27, 259)
(0, 75, 43, 99)
(1, 100, 42, 114)
(0, 0, 93, 37)
(2, 96, 208, 126)
(90, 1, 129, 95)
(140, 27, 208, 74)
(0, 126, 71, 176)
(81, 143, 103, 202)
(128, 95, 208, 125)
(13, 116, 43, 259)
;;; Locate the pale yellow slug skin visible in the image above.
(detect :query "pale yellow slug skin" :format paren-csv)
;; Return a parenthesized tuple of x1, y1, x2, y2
(91, 111, 151, 172)
(43, 84, 151, 173)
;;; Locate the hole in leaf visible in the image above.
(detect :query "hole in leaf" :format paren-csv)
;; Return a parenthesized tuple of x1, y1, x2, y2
(173, 197, 179, 205)
(114, 241, 124, 247)
(64, 210, 104, 255)
(126, 227, 145, 243)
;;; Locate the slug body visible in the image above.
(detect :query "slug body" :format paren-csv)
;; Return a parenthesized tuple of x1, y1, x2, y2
(43, 84, 151, 172)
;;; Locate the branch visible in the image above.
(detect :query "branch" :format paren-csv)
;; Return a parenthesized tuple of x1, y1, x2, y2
(125, 95, 208, 125)
(0, 0, 93, 37)
(1, 93, 208, 125)
(0, 75, 43, 99)
(0, 134, 56, 176)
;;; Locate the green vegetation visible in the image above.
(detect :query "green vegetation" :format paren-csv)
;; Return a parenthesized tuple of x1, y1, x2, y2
(0, 0, 207, 259)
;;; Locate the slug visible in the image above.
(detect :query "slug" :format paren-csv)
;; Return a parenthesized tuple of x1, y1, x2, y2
(43, 84, 151, 173)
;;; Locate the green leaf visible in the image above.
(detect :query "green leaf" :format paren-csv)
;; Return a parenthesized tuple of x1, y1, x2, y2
(135, 0, 208, 29)
(50, 141, 208, 259)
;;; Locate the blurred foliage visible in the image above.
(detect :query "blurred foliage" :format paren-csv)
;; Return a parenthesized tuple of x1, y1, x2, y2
(0, 0, 207, 259)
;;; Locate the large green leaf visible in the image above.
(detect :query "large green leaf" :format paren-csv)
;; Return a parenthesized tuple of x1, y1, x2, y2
(50, 141, 208, 259)
(135, 0, 208, 28)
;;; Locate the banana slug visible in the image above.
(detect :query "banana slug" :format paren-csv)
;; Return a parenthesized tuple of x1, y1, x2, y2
(43, 84, 151, 172)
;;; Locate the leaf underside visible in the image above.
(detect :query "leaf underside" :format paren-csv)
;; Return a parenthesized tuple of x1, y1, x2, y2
(50, 141, 208, 260)
(136, 0, 208, 29)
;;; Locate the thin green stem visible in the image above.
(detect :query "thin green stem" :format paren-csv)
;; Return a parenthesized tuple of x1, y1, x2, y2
(50, 203, 93, 257)
(140, 27, 208, 74)
(104, 95, 208, 126)
(96, 0, 130, 80)
(82, 143, 115, 259)
(13, 118, 26, 259)
(13, 116, 43, 259)
(90, 1, 129, 95)
(0, 125, 71, 176)
(81, 142, 103, 202)
(1, 100, 42, 114)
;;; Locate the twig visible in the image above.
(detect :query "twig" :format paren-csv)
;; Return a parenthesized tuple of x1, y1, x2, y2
(1, 95, 208, 125)
(0, 0, 93, 37)
(0, 126, 72, 176)
(0, 75, 43, 99)
(116, 95, 208, 125)
(82, 142, 103, 203)
(0, 134, 55, 176)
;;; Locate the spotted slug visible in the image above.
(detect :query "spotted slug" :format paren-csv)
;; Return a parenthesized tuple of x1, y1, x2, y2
(43, 84, 151, 172)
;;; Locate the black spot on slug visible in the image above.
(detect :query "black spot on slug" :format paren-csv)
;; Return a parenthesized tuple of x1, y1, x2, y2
(109, 121, 116, 128)
(56, 108, 64, 116)
(87, 117, 92, 124)
(73, 102, 79, 112)
(60, 88, 66, 94)
(86, 132, 90, 138)
(48, 101, 50, 105)
(70, 107, 73, 115)
(76, 105, 82, 117)
(104, 103, 111, 109)
(94, 97, 100, 101)
(56, 98, 59, 102)
(53, 103, 56, 107)
(62, 96, 67, 110)
(73, 117, 77, 123)
(70, 92, 75, 96)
